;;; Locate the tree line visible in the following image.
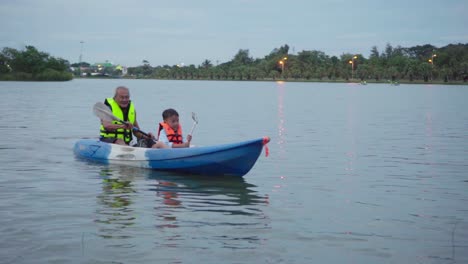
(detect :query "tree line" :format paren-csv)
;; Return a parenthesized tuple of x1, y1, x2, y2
(0, 46, 72, 81)
(128, 43, 468, 83)
(1, 43, 466, 83)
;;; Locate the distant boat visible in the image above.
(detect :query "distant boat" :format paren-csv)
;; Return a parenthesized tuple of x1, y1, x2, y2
(360, 81, 367, 85)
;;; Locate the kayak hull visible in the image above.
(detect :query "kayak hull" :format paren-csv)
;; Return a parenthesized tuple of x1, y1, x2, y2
(73, 137, 268, 177)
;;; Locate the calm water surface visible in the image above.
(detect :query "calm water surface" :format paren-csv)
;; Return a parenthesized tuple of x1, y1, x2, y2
(0, 79, 467, 263)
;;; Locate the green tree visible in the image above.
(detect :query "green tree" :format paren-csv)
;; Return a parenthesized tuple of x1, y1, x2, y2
(8, 46, 48, 74)
(46, 57, 69, 72)
(232, 49, 253, 65)
(142, 62, 152, 76)
(0, 45, 71, 81)
(0, 53, 11, 74)
(370, 46, 380, 59)
(200, 59, 213, 69)
(356, 64, 370, 80)
(420, 62, 432, 82)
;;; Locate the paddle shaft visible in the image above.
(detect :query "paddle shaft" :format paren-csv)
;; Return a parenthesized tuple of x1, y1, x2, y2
(189, 122, 197, 136)
(119, 120, 150, 138)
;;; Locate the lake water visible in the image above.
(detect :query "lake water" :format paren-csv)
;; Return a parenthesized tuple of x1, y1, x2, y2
(1, 79, 467, 264)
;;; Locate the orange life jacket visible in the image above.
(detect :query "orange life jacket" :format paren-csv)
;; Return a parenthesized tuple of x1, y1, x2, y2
(158, 122, 183, 144)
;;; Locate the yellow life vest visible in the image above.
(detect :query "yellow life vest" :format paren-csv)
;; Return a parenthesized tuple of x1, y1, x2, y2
(99, 98, 135, 144)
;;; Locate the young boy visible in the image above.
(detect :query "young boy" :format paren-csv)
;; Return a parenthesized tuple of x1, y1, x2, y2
(155, 108, 192, 148)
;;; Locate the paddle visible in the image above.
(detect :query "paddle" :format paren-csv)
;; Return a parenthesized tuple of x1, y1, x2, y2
(93, 102, 150, 138)
(189, 112, 198, 136)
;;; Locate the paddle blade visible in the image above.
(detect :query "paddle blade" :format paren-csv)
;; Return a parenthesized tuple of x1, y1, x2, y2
(189, 112, 198, 135)
(191, 112, 198, 124)
(93, 102, 121, 122)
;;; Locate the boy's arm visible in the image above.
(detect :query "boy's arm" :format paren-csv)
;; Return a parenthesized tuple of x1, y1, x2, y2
(171, 134, 192, 148)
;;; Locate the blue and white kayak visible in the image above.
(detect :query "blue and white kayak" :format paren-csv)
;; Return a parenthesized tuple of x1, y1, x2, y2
(74, 137, 270, 177)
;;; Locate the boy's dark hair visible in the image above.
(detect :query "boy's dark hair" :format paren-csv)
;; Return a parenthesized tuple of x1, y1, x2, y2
(162, 108, 179, 120)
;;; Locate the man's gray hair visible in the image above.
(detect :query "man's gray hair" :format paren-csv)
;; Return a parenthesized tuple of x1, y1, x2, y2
(114, 86, 129, 98)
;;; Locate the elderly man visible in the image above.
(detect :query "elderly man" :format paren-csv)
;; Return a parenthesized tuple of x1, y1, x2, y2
(99, 86, 151, 145)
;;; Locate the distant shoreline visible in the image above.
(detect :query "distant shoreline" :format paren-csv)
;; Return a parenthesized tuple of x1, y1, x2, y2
(107, 76, 467, 85)
(2, 76, 466, 86)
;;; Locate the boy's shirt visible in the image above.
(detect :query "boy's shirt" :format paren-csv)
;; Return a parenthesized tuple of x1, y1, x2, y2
(158, 128, 173, 147)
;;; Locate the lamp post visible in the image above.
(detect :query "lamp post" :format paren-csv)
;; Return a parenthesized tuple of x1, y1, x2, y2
(348, 55, 357, 80)
(79, 41, 84, 77)
(428, 52, 436, 81)
(278, 57, 287, 78)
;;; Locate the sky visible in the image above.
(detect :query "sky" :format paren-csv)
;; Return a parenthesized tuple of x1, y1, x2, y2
(1, 0, 467, 67)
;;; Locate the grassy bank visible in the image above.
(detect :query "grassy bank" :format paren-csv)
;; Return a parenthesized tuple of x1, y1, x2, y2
(0, 70, 73, 81)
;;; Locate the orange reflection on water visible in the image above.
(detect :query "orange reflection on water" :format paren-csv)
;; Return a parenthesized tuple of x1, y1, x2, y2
(157, 180, 181, 206)
(155, 180, 181, 229)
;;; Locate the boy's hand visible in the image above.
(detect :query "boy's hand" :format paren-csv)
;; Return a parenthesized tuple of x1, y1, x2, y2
(187, 134, 192, 142)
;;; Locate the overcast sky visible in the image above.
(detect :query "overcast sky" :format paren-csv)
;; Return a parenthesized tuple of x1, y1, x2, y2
(1, 0, 467, 67)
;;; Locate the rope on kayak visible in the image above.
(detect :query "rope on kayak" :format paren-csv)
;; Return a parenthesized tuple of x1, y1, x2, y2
(262, 136, 270, 157)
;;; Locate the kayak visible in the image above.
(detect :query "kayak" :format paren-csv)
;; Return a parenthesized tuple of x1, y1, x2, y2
(74, 137, 270, 177)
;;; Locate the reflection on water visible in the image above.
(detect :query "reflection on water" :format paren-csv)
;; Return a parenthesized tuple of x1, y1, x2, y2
(147, 172, 271, 250)
(276, 81, 286, 156)
(153, 179, 181, 229)
(95, 168, 137, 240)
(345, 86, 357, 176)
(149, 173, 270, 245)
(274, 82, 288, 193)
(93, 166, 270, 250)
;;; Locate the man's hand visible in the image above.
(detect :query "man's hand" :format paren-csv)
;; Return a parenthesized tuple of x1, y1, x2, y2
(123, 123, 133, 130)
(147, 132, 155, 140)
(136, 131, 153, 140)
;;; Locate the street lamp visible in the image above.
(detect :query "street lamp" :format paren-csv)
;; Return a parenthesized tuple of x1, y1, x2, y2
(428, 52, 436, 81)
(79, 41, 84, 77)
(278, 57, 287, 78)
(348, 55, 357, 80)
(428, 53, 436, 67)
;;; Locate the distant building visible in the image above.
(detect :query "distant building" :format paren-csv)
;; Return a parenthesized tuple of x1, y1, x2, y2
(115, 65, 128, 76)
(92, 62, 114, 72)
(71, 60, 127, 77)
